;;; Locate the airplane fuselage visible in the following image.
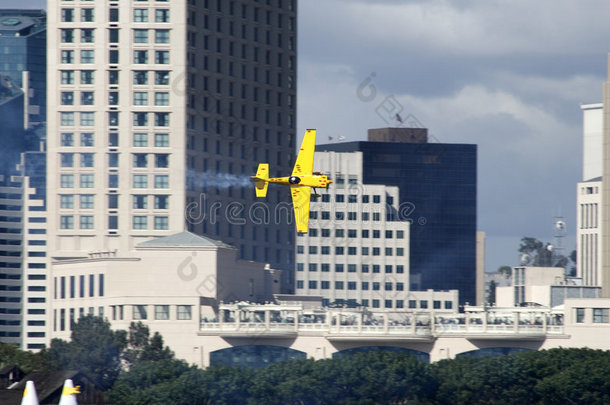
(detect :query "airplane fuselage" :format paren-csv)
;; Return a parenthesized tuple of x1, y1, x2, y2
(267, 174, 332, 188)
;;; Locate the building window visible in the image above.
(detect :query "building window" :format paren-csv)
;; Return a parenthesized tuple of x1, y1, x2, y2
(593, 308, 609, 323)
(177, 305, 192, 320)
(155, 305, 170, 320)
(134, 195, 147, 209)
(61, 91, 74, 105)
(155, 51, 170, 64)
(155, 71, 170, 85)
(60, 195, 74, 209)
(335, 281, 344, 290)
(60, 174, 74, 188)
(61, 153, 74, 167)
(133, 175, 148, 188)
(155, 9, 170, 22)
(154, 175, 169, 188)
(81, 28, 94, 43)
(80, 174, 94, 188)
(78, 133, 94, 147)
(133, 216, 147, 229)
(134, 133, 148, 147)
(134, 50, 148, 64)
(134, 71, 148, 84)
(155, 92, 169, 105)
(61, 50, 74, 64)
(308, 281, 317, 289)
(155, 154, 169, 168)
(154, 216, 168, 230)
(133, 305, 147, 320)
(133, 112, 148, 126)
(80, 194, 94, 209)
(134, 92, 149, 105)
(81, 8, 94, 22)
(80, 153, 94, 167)
(60, 112, 75, 126)
(61, 8, 74, 22)
(80, 50, 94, 64)
(61, 70, 74, 84)
(133, 153, 148, 168)
(61, 133, 74, 146)
(60, 215, 74, 229)
(134, 9, 149, 22)
(80, 112, 94, 126)
(155, 112, 169, 126)
(576, 308, 585, 323)
(134, 29, 148, 43)
(80, 216, 94, 229)
(155, 133, 169, 147)
(155, 29, 170, 43)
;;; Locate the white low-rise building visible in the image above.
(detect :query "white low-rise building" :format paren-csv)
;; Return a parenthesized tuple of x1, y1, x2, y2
(49, 231, 281, 360)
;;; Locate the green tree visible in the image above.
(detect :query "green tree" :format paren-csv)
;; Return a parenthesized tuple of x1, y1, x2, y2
(487, 280, 497, 306)
(43, 315, 127, 390)
(0, 342, 48, 372)
(123, 322, 174, 367)
(519, 236, 569, 268)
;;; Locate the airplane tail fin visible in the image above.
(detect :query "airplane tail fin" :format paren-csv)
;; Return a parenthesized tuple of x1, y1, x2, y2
(251, 163, 269, 197)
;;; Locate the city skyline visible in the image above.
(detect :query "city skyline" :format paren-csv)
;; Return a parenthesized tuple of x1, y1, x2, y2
(4, 0, 609, 274)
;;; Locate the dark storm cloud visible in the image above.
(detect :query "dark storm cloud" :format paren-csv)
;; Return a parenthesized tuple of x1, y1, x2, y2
(298, 0, 606, 270)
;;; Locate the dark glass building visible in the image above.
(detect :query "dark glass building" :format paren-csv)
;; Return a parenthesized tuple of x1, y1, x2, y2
(320, 128, 477, 305)
(0, 9, 46, 129)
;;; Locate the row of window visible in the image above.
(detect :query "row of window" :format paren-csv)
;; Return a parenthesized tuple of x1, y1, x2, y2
(297, 246, 405, 256)
(297, 263, 405, 273)
(59, 215, 169, 230)
(59, 173, 170, 189)
(60, 49, 170, 65)
(59, 112, 171, 127)
(301, 229, 405, 239)
(297, 280, 405, 292)
(60, 70, 170, 85)
(60, 132, 170, 148)
(61, 91, 170, 107)
(315, 194, 386, 204)
(114, 304, 192, 321)
(60, 194, 168, 210)
(54, 274, 104, 299)
(309, 211, 385, 221)
(61, 28, 171, 44)
(576, 307, 610, 323)
(321, 298, 453, 310)
(55, 306, 104, 332)
(60, 153, 170, 169)
(60, 8, 170, 23)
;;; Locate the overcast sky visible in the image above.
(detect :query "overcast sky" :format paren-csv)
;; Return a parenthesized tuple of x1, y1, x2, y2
(5, 0, 607, 272)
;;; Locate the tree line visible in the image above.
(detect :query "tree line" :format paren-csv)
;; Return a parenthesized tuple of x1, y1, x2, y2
(3, 316, 610, 404)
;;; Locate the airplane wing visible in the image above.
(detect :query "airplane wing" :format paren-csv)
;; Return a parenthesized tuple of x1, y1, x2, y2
(292, 129, 316, 176)
(291, 186, 311, 233)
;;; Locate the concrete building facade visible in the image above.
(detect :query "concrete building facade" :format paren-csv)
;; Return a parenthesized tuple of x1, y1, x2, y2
(319, 128, 477, 305)
(295, 150, 458, 310)
(46, 0, 297, 290)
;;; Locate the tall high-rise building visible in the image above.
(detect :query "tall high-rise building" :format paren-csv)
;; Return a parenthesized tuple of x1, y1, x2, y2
(578, 104, 603, 286)
(0, 9, 46, 348)
(47, 1, 297, 289)
(0, 9, 46, 131)
(319, 128, 477, 305)
(295, 150, 459, 310)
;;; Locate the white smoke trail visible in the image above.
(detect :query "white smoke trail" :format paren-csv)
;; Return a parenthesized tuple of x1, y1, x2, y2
(186, 169, 253, 189)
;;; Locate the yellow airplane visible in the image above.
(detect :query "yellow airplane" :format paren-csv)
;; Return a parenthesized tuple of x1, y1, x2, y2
(251, 129, 333, 233)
